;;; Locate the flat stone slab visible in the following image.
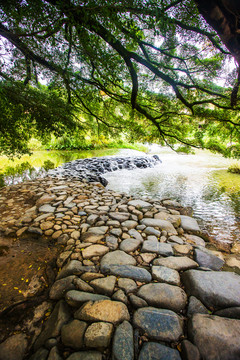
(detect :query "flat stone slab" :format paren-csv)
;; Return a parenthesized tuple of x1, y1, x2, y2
(139, 342, 181, 360)
(142, 241, 173, 256)
(152, 266, 180, 286)
(100, 250, 136, 268)
(109, 212, 130, 222)
(140, 218, 177, 235)
(65, 291, 109, 307)
(74, 300, 130, 324)
(188, 314, 240, 360)
(120, 238, 141, 253)
(38, 204, 56, 213)
(128, 199, 153, 209)
(180, 215, 200, 234)
(82, 245, 109, 259)
(133, 307, 183, 341)
(137, 283, 187, 312)
(153, 256, 198, 271)
(193, 249, 224, 270)
(112, 321, 134, 360)
(81, 232, 105, 243)
(182, 270, 240, 310)
(101, 265, 152, 283)
(57, 260, 97, 280)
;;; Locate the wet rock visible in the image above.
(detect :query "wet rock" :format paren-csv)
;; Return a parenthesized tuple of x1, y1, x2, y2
(139, 342, 181, 360)
(101, 265, 152, 283)
(100, 250, 136, 268)
(73, 278, 94, 293)
(140, 218, 177, 235)
(188, 314, 240, 360)
(90, 276, 116, 296)
(112, 289, 128, 304)
(193, 248, 224, 270)
(61, 320, 87, 349)
(28, 226, 43, 235)
(56, 251, 72, 268)
(137, 283, 187, 312)
(184, 234, 205, 247)
(120, 238, 141, 253)
(65, 290, 109, 307)
(187, 296, 209, 317)
(74, 299, 130, 324)
(48, 346, 63, 360)
(154, 212, 181, 228)
(29, 348, 49, 360)
(112, 321, 134, 360)
(84, 322, 113, 348)
(49, 275, 77, 300)
(153, 256, 198, 271)
(0, 333, 28, 360)
(182, 270, 240, 310)
(133, 307, 183, 341)
(82, 245, 109, 259)
(152, 266, 180, 286)
(142, 241, 173, 256)
(180, 216, 200, 234)
(34, 300, 71, 350)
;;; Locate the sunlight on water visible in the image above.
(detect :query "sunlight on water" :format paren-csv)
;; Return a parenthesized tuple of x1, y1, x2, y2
(105, 148, 240, 244)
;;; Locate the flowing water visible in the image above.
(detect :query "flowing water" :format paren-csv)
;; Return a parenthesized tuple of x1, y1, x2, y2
(105, 147, 240, 245)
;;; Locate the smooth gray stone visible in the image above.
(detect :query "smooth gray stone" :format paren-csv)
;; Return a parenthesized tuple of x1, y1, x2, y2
(168, 235, 184, 245)
(152, 266, 180, 286)
(0, 333, 28, 360)
(133, 307, 183, 341)
(118, 278, 137, 294)
(100, 250, 136, 268)
(65, 290, 109, 307)
(105, 235, 118, 250)
(109, 212, 130, 222)
(101, 265, 152, 283)
(39, 204, 55, 213)
(90, 276, 116, 296)
(112, 321, 134, 360)
(187, 296, 209, 317)
(49, 275, 77, 300)
(128, 199, 152, 209)
(87, 226, 108, 235)
(66, 351, 102, 360)
(181, 340, 201, 360)
(153, 256, 198, 271)
(188, 314, 240, 360)
(112, 289, 128, 304)
(182, 270, 240, 310)
(29, 348, 49, 360)
(142, 241, 173, 256)
(34, 300, 71, 350)
(214, 307, 240, 319)
(110, 228, 122, 237)
(128, 229, 144, 242)
(139, 342, 181, 360)
(143, 227, 161, 237)
(184, 234, 206, 247)
(120, 238, 141, 253)
(137, 283, 187, 312)
(121, 220, 138, 229)
(180, 215, 200, 234)
(140, 218, 177, 235)
(194, 249, 224, 270)
(56, 260, 97, 280)
(129, 294, 148, 308)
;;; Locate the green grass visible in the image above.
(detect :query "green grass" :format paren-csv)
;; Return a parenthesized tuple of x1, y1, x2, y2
(228, 163, 240, 174)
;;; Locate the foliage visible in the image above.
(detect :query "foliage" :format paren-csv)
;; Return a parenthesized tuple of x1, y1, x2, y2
(228, 163, 240, 174)
(42, 160, 55, 171)
(0, 1, 240, 157)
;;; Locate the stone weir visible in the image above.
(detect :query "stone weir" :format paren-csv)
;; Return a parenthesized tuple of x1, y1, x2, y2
(0, 177, 240, 360)
(48, 155, 161, 186)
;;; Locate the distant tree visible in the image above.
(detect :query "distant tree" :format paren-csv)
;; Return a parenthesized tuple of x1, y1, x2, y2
(0, 0, 239, 156)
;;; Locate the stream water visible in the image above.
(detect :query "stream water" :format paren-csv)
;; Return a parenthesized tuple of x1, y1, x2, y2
(105, 147, 240, 246)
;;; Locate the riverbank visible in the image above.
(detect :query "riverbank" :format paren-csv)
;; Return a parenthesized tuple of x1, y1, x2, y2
(0, 176, 240, 360)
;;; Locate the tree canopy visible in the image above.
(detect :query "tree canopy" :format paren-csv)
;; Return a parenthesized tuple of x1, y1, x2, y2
(0, 0, 240, 157)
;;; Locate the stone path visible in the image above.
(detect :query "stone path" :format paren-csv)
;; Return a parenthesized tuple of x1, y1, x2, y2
(0, 177, 240, 360)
